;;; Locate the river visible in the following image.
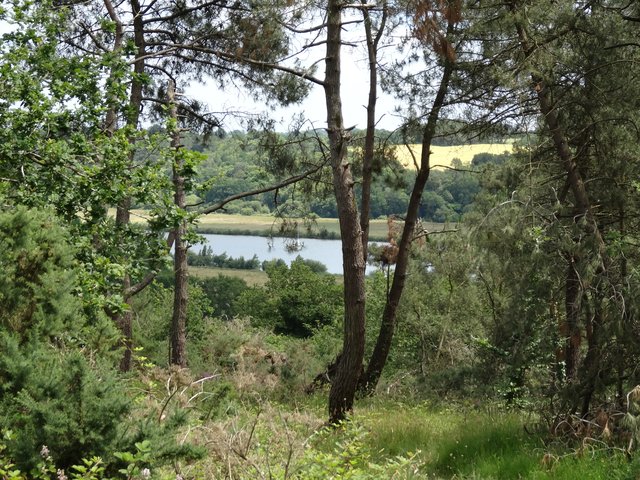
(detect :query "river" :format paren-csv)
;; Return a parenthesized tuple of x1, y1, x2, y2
(193, 234, 382, 275)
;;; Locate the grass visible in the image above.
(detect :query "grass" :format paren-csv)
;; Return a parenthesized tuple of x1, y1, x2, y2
(121, 210, 392, 240)
(195, 213, 394, 240)
(195, 214, 449, 241)
(358, 402, 635, 479)
(188, 397, 637, 479)
(189, 266, 268, 286)
(395, 142, 514, 170)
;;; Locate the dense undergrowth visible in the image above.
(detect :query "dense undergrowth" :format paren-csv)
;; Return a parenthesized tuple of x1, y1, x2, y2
(3, 309, 640, 479)
(3, 208, 640, 479)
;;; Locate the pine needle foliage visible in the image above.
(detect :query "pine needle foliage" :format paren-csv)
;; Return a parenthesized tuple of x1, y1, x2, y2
(0, 207, 129, 471)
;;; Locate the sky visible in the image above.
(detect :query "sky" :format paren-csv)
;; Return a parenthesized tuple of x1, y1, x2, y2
(186, 32, 404, 133)
(0, 10, 404, 133)
(186, 55, 403, 132)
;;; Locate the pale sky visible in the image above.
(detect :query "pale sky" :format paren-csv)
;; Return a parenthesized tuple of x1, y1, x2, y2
(1, 9, 404, 132)
(186, 47, 403, 132)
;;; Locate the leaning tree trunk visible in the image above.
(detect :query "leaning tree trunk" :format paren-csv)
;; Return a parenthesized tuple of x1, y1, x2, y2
(325, 0, 367, 424)
(358, 0, 387, 259)
(564, 255, 582, 383)
(167, 79, 188, 368)
(358, 21, 456, 395)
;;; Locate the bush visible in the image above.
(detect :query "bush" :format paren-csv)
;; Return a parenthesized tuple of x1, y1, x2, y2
(0, 337, 130, 471)
(0, 208, 127, 470)
(131, 281, 212, 368)
(198, 274, 249, 319)
(188, 247, 260, 269)
(0, 208, 203, 473)
(237, 258, 342, 337)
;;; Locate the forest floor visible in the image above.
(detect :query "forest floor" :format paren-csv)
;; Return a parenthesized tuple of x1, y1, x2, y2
(147, 375, 636, 479)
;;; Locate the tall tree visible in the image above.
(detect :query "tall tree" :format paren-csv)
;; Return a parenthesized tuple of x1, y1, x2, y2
(463, 0, 640, 413)
(359, 0, 461, 394)
(56, 0, 314, 369)
(324, 0, 368, 423)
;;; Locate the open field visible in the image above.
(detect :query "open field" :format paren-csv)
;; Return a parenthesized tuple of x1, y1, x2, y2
(121, 210, 390, 239)
(122, 210, 449, 241)
(194, 213, 381, 238)
(195, 214, 448, 241)
(396, 142, 514, 170)
(189, 266, 268, 285)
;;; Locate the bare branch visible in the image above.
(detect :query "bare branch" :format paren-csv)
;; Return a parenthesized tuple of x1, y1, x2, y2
(142, 1, 230, 25)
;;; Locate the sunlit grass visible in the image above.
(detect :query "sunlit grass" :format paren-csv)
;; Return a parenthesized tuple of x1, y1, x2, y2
(188, 266, 268, 286)
(357, 402, 635, 480)
(195, 213, 394, 240)
(111, 210, 414, 241)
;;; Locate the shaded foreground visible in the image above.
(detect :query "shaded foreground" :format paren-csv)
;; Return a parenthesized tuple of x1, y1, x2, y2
(3, 367, 637, 479)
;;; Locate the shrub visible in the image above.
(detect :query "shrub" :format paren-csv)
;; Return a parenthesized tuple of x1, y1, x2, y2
(0, 208, 127, 470)
(237, 258, 342, 337)
(197, 274, 249, 319)
(0, 337, 130, 472)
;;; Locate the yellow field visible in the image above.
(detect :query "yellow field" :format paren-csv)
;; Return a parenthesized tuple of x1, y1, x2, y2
(395, 142, 514, 170)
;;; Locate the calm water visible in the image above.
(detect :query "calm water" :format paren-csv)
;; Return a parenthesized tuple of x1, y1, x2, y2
(194, 234, 380, 275)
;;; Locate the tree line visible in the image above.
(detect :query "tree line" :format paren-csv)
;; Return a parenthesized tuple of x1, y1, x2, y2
(183, 129, 507, 222)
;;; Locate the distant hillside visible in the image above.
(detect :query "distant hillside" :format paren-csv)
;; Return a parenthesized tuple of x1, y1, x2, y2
(396, 142, 514, 170)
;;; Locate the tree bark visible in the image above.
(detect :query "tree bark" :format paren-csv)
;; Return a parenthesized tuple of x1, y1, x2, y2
(112, 0, 147, 372)
(359, 0, 386, 259)
(510, 1, 606, 262)
(510, 0, 610, 414)
(168, 78, 189, 367)
(564, 256, 582, 382)
(358, 21, 456, 395)
(325, 0, 367, 424)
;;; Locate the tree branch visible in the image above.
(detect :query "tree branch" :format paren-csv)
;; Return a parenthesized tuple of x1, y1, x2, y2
(198, 163, 325, 215)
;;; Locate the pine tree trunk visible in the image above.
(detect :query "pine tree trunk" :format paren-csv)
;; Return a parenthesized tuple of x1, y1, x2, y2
(510, 0, 609, 414)
(168, 79, 188, 368)
(564, 257, 582, 382)
(358, 24, 455, 395)
(325, 0, 367, 424)
(359, 1, 386, 258)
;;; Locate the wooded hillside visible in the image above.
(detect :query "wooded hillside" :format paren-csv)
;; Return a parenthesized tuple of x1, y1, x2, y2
(1, 0, 640, 478)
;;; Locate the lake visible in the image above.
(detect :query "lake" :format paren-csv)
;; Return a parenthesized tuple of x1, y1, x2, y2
(194, 234, 381, 275)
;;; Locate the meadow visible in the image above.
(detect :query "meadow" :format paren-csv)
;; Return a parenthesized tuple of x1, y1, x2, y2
(189, 265, 268, 285)
(194, 213, 394, 239)
(127, 367, 636, 480)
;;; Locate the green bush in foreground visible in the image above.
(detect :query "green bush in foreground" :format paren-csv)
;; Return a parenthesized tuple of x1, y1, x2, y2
(0, 207, 129, 471)
(0, 208, 203, 474)
(295, 421, 422, 479)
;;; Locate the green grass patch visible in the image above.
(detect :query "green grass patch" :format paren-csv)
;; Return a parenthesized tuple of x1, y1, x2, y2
(359, 403, 636, 480)
(189, 266, 268, 286)
(113, 210, 448, 242)
(195, 213, 392, 240)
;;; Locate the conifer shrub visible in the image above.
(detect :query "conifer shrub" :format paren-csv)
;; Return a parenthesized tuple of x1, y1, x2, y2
(0, 208, 204, 473)
(0, 208, 129, 469)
